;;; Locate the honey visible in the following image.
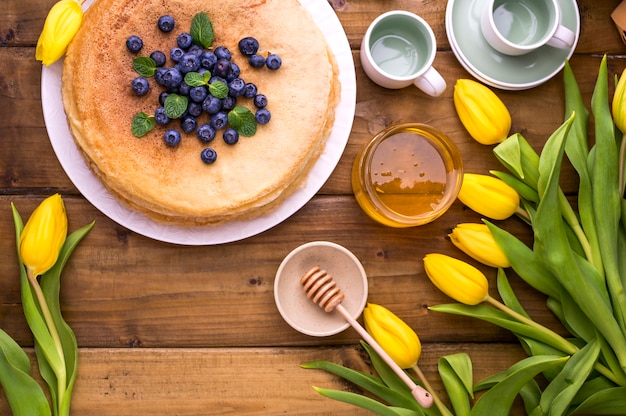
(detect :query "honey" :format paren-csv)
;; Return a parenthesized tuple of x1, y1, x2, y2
(352, 123, 463, 227)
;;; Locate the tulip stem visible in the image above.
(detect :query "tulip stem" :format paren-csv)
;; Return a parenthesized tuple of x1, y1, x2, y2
(410, 364, 452, 416)
(485, 295, 624, 386)
(26, 268, 67, 412)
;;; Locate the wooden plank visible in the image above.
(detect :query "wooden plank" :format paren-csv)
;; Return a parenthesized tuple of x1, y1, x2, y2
(0, 344, 528, 415)
(1, 195, 564, 348)
(0, 47, 618, 194)
(2, 0, 625, 55)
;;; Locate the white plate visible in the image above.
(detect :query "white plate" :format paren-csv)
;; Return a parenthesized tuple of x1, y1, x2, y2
(446, 0, 580, 90)
(41, 0, 356, 245)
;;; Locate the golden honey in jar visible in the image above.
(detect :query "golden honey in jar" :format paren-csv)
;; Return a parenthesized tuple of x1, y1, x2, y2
(352, 123, 463, 227)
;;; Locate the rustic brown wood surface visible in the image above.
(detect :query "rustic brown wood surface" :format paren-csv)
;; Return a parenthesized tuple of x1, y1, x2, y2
(1, 0, 625, 414)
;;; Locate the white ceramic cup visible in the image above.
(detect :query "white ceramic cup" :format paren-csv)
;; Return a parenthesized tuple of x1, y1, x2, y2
(360, 11, 446, 97)
(481, 0, 575, 56)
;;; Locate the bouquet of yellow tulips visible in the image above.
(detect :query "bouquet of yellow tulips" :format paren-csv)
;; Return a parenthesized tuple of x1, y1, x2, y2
(304, 57, 626, 415)
(0, 195, 94, 416)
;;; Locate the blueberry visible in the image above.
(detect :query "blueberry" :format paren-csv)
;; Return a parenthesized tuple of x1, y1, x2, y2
(253, 94, 268, 109)
(179, 53, 200, 74)
(223, 128, 239, 145)
(238, 37, 259, 56)
(200, 147, 217, 164)
(162, 68, 183, 90)
(150, 50, 167, 67)
(201, 51, 217, 70)
(189, 85, 208, 103)
(155, 68, 168, 86)
(255, 108, 271, 124)
(154, 107, 170, 125)
(177, 32, 193, 49)
(210, 111, 229, 130)
(225, 62, 241, 82)
(188, 102, 203, 117)
(202, 95, 222, 115)
(214, 59, 232, 78)
(126, 35, 143, 53)
(197, 124, 216, 143)
(131, 77, 150, 96)
(243, 82, 258, 99)
(178, 81, 191, 97)
(228, 78, 246, 97)
(249, 54, 265, 68)
(159, 91, 170, 106)
(164, 129, 181, 147)
(181, 116, 197, 133)
(157, 15, 175, 32)
(188, 44, 204, 57)
(220, 96, 237, 111)
(214, 46, 232, 60)
(266, 54, 282, 70)
(209, 75, 227, 85)
(170, 47, 185, 63)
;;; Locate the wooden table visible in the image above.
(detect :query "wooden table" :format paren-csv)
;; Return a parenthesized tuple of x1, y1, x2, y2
(1, 0, 624, 414)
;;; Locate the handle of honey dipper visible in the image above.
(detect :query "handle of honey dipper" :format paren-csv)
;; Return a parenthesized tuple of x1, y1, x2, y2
(335, 304, 433, 408)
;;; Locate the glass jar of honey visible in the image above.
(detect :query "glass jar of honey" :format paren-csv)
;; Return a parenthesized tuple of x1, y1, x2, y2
(351, 123, 463, 227)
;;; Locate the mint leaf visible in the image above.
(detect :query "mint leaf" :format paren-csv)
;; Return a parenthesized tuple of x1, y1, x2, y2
(228, 106, 257, 137)
(209, 81, 229, 99)
(190, 12, 214, 48)
(132, 112, 156, 137)
(184, 72, 207, 87)
(133, 57, 157, 77)
(164, 94, 188, 119)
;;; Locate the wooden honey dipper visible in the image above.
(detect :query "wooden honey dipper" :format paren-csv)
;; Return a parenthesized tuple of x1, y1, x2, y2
(301, 266, 433, 408)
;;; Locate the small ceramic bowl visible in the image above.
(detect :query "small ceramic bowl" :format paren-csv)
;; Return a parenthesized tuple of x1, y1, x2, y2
(274, 241, 368, 337)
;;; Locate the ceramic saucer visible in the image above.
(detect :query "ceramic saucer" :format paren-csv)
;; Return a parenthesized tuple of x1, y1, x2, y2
(446, 0, 580, 90)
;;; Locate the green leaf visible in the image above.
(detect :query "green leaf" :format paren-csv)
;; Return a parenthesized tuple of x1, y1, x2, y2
(0, 329, 52, 416)
(590, 56, 626, 333)
(184, 71, 207, 87)
(40, 221, 95, 415)
(493, 133, 540, 188)
(209, 81, 229, 99)
(471, 355, 568, 416)
(569, 387, 626, 414)
(490, 170, 539, 204)
(131, 112, 155, 137)
(190, 12, 214, 48)
(485, 221, 562, 299)
(313, 386, 424, 416)
(496, 268, 530, 319)
(228, 105, 257, 137)
(438, 354, 472, 415)
(164, 94, 188, 119)
(302, 360, 419, 410)
(132, 56, 156, 77)
(534, 338, 600, 416)
(361, 341, 412, 397)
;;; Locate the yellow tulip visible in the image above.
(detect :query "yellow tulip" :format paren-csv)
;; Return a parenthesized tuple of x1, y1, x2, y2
(363, 303, 421, 369)
(423, 253, 489, 305)
(449, 223, 511, 268)
(19, 194, 68, 276)
(613, 68, 626, 133)
(457, 173, 520, 220)
(453, 79, 511, 145)
(36, 0, 83, 66)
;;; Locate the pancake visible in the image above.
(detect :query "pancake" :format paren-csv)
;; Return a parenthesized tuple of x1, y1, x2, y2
(62, 0, 340, 225)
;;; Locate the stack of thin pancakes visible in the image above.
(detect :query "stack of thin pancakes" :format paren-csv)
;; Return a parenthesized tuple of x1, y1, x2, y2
(62, 0, 340, 225)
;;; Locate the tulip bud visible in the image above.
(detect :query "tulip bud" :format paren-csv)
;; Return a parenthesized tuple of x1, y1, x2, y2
(457, 173, 520, 220)
(423, 253, 489, 305)
(453, 79, 512, 145)
(363, 303, 421, 369)
(449, 223, 511, 268)
(613, 68, 626, 133)
(36, 0, 83, 66)
(19, 194, 68, 276)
